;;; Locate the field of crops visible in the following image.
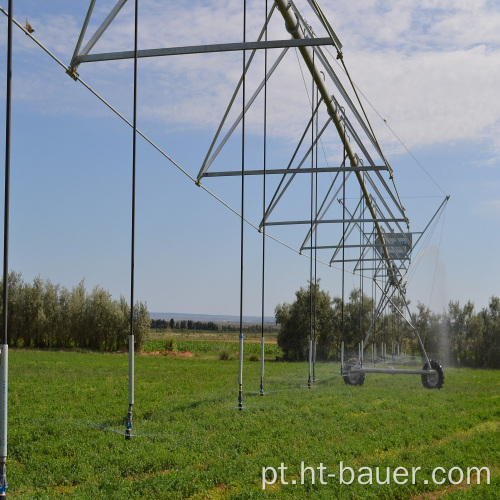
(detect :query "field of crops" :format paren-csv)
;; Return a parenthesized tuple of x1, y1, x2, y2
(144, 338, 283, 358)
(7, 348, 500, 499)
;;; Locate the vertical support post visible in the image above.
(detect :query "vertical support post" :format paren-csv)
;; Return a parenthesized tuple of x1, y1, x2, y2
(259, 0, 268, 398)
(126, 0, 139, 440)
(307, 340, 312, 389)
(238, 1, 247, 412)
(307, 51, 314, 391)
(312, 341, 317, 383)
(0, 348, 7, 499)
(360, 340, 364, 367)
(373, 344, 376, 366)
(260, 335, 265, 396)
(312, 70, 319, 386)
(340, 341, 344, 375)
(238, 332, 244, 409)
(1, 1, 13, 495)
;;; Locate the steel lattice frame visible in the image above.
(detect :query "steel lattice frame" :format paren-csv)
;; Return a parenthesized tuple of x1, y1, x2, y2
(66, 1, 449, 388)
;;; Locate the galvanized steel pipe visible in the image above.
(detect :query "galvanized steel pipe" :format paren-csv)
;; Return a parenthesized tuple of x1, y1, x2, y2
(273, 0, 394, 278)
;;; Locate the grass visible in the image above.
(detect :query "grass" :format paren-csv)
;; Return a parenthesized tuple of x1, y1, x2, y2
(6, 348, 500, 498)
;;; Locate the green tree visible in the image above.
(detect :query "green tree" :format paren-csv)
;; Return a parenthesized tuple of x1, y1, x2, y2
(68, 280, 87, 348)
(1, 273, 150, 352)
(411, 303, 443, 359)
(276, 281, 333, 361)
(481, 297, 500, 368)
(131, 300, 150, 351)
(468, 313, 485, 367)
(447, 300, 475, 366)
(0, 271, 23, 345)
(344, 289, 375, 349)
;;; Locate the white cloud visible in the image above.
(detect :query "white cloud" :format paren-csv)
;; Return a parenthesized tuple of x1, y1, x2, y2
(3, 0, 500, 163)
(348, 44, 500, 150)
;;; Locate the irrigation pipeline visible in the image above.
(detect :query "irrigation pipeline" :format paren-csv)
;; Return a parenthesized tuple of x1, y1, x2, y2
(0, 6, 369, 281)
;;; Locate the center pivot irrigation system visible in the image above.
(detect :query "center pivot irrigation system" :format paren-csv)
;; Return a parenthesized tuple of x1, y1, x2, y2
(1, 0, 449, 494)
(63, 0, 449, 398)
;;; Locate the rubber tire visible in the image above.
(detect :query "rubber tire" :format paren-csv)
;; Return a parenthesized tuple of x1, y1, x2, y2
(421, 360, 444, 389)
(342, 359, 366, 386)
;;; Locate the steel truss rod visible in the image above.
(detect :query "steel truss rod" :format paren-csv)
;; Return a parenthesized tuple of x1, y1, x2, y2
(342, 198, 411, 265)
(76, 38, 333, 64)
(274, 0, 396, 280)
(313, 47, 391, 168)
(331, 258, 409, 263)
(199, 47, 289, 179)
(299, 166, 351, 250)
(329, 198, 368, 261)
(68, 0, 128, 78)
(370, 279, 431, 367)
(294, 0, 389, 167)
(305, 0, 343, 53)
(203, 165, 385, 177)
(304, 1, 408, 229)
(371, 169, 408, 226)
(371, 196, 400, 235)
(369, 195, 412, 257)
(359, 243, 407, 276)
(329, 208, 371, 263)
(259, 111, 330, 228)
(330, 201, 373, 263)
(69, 0, 96, 70)
(197, 4, 279, 181)
(265, 217, 405, 226)
(412, 195, 450, 249)
(305, 0, 402, 204)
(354, 245, 372, 273)
(316, 81, 407, 226)
(303, 243, 379, 250)
(337, 111, 407, 229)
(364, 170, 409, 235)
(297, 78, 402, 252)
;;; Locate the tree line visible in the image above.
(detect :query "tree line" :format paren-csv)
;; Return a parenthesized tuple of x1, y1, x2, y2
(151, 319, 278, 333)
(151, 319, 219, 331)
(275, 281, 500, 369)
(0, 272, 150, 351)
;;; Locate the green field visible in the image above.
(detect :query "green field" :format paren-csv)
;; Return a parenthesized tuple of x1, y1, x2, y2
(143, 337, 282, 358)
(6, 348, 500, 499)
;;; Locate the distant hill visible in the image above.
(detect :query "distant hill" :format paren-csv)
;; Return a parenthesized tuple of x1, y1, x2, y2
(150, 312, 276, 325)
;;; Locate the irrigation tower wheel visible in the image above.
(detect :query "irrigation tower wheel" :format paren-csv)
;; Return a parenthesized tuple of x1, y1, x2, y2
(421, 360, 445, 389)
(342, 359, 366, 386)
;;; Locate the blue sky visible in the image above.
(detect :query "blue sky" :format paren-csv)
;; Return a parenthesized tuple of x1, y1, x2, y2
(0, 0, 499, 318)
